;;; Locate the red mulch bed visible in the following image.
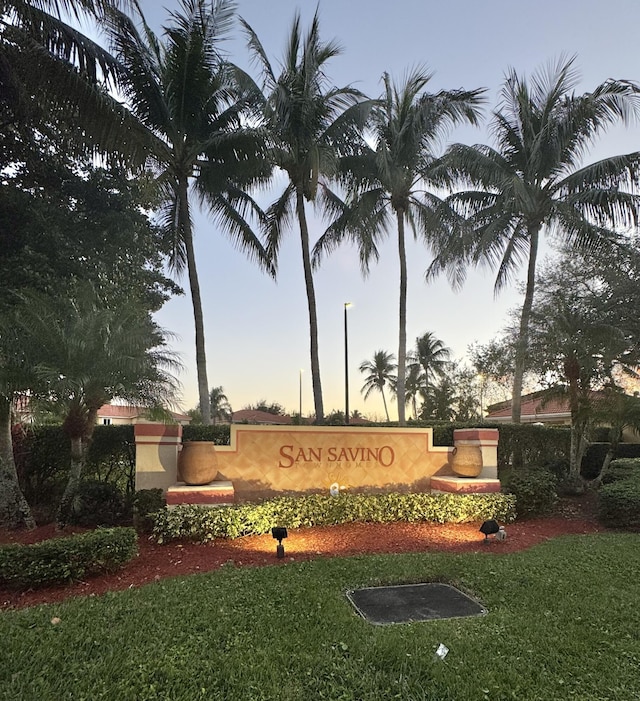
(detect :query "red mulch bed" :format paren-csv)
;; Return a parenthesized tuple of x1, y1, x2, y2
(0, 496, 605, 610)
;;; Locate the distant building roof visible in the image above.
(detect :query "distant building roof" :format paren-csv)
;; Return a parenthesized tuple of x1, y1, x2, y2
(97, 404, 191, 424)
(232, 409, 293, 425)
(486, 392, 571, 422)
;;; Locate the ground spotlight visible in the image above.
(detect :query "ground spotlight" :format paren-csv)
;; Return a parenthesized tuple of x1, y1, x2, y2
(271, 527, 288, 558)
(479, 519, 500, 543)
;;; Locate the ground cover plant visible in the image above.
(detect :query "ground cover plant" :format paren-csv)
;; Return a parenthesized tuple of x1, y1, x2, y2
(1, 533, 639, 700)
(152, 492, 516, 543)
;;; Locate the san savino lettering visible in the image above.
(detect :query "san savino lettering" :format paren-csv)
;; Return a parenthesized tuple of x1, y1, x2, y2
(278, 445, 395, 469)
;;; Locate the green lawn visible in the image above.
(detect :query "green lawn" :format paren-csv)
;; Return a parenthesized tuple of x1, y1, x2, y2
(1, 533, 639, 700)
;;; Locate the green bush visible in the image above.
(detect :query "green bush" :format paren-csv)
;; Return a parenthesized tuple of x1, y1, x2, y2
(14, 424, 136, 510)
(182, 424, 230, 445)
(503, 468, 557, 518)
(0, 528, 138, 588)
(601, 458, 640, 486)
(65, 480, 128, 527)
(133, 488, 166, 533)
(598, 479, 640, 529)
(152, 492, 516, 544)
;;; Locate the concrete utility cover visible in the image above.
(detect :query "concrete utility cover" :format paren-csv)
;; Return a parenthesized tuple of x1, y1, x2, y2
(346, 583, 486, 625)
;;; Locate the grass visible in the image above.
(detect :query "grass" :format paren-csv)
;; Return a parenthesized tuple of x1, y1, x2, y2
(1, 533, 640, 700)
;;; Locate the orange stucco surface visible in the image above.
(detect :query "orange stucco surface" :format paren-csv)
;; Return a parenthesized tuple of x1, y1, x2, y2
(210, 425, 452, 500)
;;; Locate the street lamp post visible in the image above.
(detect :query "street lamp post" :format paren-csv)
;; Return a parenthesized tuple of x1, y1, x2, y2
(299, 369, 303, 419)
(344, 302, 352, 425)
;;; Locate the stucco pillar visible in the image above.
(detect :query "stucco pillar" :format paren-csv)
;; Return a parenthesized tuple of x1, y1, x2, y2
(134, 423, 182, 492)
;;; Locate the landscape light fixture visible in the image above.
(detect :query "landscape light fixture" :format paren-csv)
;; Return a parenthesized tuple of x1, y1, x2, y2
(479, 519, 501, 543)
(271, 527, 288, 558)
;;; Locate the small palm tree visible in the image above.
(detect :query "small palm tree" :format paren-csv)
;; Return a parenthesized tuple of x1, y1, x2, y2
(411, 331, 451, 394)
(429, 57, 640, 422)
(420, 375, 458, 422)
(402, 363, 425, 420)
(209, 386, 232, 425)
(12, 285, 180, 525)
(359, 350, 397, 422)
(314, 68, 483, 425)
(242, 10, 371, 424)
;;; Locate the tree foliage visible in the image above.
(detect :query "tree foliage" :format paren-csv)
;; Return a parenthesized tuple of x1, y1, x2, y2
(429, 57, 640, 423)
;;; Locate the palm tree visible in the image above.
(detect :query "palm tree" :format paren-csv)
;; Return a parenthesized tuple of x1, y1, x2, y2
(2, 0, 150, 163)
(359, 350, 397, 422)
(402, 362, 425, 420)
(241, 10, 371, 424)
(428, 56, 640, 423)
(411, 331, 451, 394)
(420, 375, 458, 422)
(12, 285, 179, 525)
(104, 0, 273, 424)
(209, 385, 232, 424)
(314, 69, 483, 425)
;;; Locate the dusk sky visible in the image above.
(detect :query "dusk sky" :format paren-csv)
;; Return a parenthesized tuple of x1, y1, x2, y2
(127, 0, 640, 419)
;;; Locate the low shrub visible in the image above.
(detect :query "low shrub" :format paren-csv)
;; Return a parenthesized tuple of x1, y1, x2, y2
(502, 468, 557, 518)
(65, 480, 128, 527)
(601, 458, 640, 486)
(0, 528, 138, 588)
(152, 492, 516, 544)
(598, 479, 640, 529)
(133, 488, 166, 533)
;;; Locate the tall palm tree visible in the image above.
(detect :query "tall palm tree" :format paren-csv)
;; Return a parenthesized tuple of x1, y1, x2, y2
(2, 0, 150, 163)
(411, 331, 451, 394)
(314, 69, 484, 425)
(105, 0, 273, 424)
(428, 57, 640, 423)
(241, 10, 371, 424)
(359, 350, 397, 422)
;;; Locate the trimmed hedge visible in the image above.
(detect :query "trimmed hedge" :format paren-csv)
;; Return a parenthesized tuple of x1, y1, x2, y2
(182, 425, 231, 444)
(152, 492, 516, 544)
(502, 468, 558, 518)
(0, 527, 138, 588)
(598, 479, 640, 529)
(601, 458, 640, 486)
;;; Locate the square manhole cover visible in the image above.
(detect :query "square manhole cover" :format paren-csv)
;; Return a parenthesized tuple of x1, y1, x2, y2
(346, 583, 486, 625)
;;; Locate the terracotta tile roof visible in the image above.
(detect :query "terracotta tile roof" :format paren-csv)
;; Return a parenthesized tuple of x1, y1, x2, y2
(232, 409, 293, 425)
(97, 404, 191, 423)
(486, 393, 571, 419)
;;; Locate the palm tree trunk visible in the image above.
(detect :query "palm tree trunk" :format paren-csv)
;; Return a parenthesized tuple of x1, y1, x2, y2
(179, 178, 211, 425)
(381, 388, 390, 422)
(396, 209, 407, 426)
(512, 225, 540, 423)
(58, 406, 99, 526)
(593, 426, 621, 488)
(296, 191, 324, 424)
(0, 397, 35, 530)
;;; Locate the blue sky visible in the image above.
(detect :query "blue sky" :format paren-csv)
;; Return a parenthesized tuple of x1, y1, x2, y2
(130, 0, 640, 419)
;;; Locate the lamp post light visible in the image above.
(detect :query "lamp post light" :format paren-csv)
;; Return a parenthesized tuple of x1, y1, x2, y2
(478, 373, 485, 423)
(299, 369, 303, 420)
(344, 302, 352, 425)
